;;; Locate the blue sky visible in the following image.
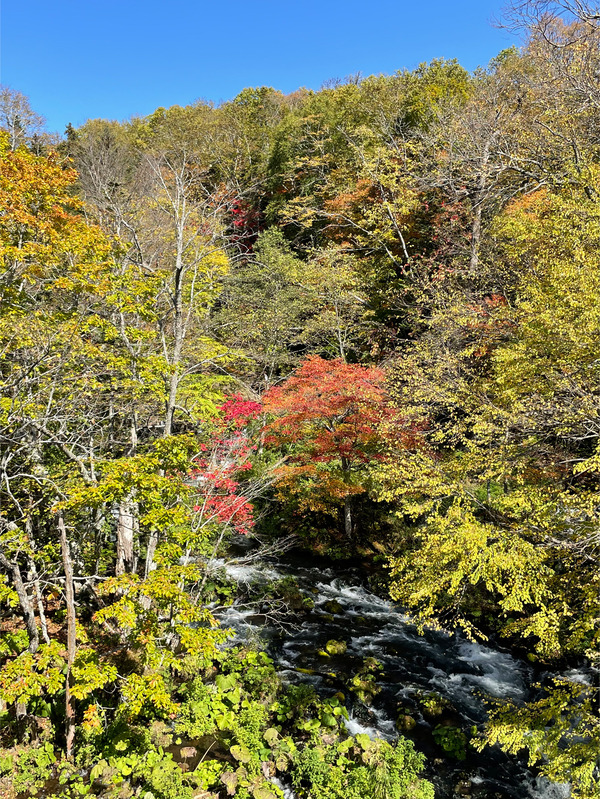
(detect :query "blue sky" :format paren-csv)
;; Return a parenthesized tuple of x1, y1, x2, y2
(1, 0, 515, 135)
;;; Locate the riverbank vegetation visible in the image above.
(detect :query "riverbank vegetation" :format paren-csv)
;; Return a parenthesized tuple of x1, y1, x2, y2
(1, 1, 600, 796)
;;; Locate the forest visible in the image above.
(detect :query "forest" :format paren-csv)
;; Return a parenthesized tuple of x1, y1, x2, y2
(1, 1, 599, 797)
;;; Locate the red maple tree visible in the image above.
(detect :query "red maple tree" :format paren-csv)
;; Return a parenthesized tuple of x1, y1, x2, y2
(189, 395, 262, 538)
(263, 356, 388, 538)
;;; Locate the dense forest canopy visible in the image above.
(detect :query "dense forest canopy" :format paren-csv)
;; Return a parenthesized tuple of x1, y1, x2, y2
(1, 1, 600, 797)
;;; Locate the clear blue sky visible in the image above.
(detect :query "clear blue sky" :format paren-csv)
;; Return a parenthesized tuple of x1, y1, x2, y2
(1, 0, 514, 135)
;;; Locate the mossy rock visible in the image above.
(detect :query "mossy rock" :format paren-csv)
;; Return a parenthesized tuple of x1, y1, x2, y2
(322, 600, 344, 615)
(325, 639, 347, 655)
(417, 691, 452, 717)
(398, 714, 417, 731)
(454, 779, 472, 796)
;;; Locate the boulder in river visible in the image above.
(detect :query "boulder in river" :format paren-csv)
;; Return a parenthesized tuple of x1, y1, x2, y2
(322, 599, 344, 614)
(325, 639, 347, 655)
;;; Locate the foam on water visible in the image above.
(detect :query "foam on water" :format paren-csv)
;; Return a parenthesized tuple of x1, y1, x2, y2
(217, 605, 261, 638)
(218, 605, 256, 622)
(419, 640, 528, 721)
(349, 623, 426, 652)
(207, 557, 283, 583)
(561, 666, 596, 686)
(314, 580, 396, 614)
(457, 641, 527, 697)
(343, 714, 382, 739)
(527, 777, 571, 798)
(270, 776, 298, 799)
(368, 705, 398, 739)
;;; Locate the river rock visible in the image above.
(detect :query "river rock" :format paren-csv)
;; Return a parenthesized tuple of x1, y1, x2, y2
(398, 714, 417, 731)
(417, 691, 451, 717)
(325, 639, 347, 655)
(454, 779, 472, 796)
(149, 720, 172, 747)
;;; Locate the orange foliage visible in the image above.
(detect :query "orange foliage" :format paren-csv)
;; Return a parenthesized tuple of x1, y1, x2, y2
(263, 355, 389, 512)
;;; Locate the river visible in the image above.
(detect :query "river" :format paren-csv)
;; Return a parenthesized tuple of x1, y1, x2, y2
(212, 549, 572, 799)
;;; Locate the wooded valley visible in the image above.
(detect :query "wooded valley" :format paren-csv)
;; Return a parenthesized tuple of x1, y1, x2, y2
(1, 1, 599, 797)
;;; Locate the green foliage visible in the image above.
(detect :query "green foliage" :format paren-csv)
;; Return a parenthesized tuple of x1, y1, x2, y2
(325, 639, 347, 655)
(481, 679, 600, 798)
(0, 628, 28, 657)
(85, 745, 192, 799)
(369, 182, 600, 792)
(347, 657, 383, 704)
(3, 742, 56, 793)
(397, 58, 471, 132)
(0, 641, 65, 705)
(432, 725, 467, 760)
(174, 648, 430, 799)
(291, 735, 434, 799)
(416, 692, 451, 718)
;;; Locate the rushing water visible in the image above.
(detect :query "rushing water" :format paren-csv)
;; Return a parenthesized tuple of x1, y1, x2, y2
(211, 552, 571, 799)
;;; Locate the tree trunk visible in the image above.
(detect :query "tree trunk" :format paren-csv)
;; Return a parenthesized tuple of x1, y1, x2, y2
(344, 495, 353, 540)
(163, 224, 185, 438)
(29, 559, 50, 645)
(469, 201, 483, 273)
(153, 230, 185, 574)
(0, 548, 39, 722)
(115, 498, 137, 576)
(144, 529, 158, 579)
(164, 369, 180, 438)
(114, 418, 139, 578)
(341, 457, 354, 540)
(58, 513, 77, 760)
(469, 130, 497, 274)
(0, 550, 39, 654)
(24, 517, 49, 645)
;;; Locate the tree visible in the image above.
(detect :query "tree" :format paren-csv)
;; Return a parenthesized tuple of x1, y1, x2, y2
(213, 228, 315, 390)
(214, 230, 370, 391)
(0, 131, 123, 736)
(263, 356, 387, 538)
(0, 133, 237, 751)
(73, 108, 237, 441)
(0, 86, 45, 150)
(504, 0, 600, 35)
(501, 2, 600, 200)
(70, 108, 245, 577)
(367, 184, 600, 793)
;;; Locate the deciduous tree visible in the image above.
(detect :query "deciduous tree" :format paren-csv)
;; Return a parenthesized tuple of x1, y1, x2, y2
(263, 356, 387, 538)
